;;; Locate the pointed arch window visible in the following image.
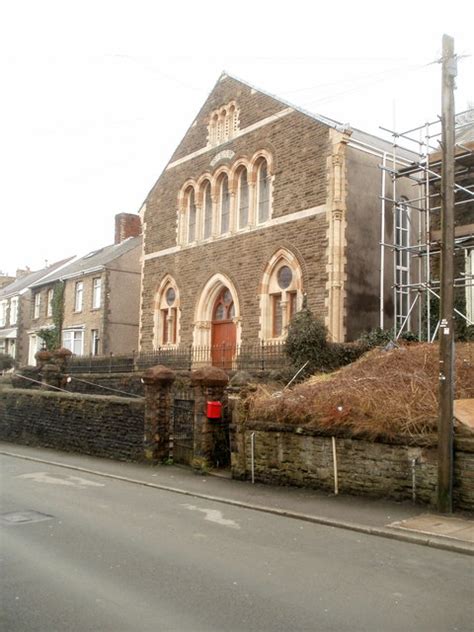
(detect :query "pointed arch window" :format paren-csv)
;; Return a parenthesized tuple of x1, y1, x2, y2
(237, 167, 249, 229)
(261, 253, 302, 340)
(257, 159, 270, 223)
(203, 180, 213, 239)
(219, 174, 230, 235)
(155, 280, 180, 347)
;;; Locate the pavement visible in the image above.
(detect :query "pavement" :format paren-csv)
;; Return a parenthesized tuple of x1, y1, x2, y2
(1, 441, 473, 556)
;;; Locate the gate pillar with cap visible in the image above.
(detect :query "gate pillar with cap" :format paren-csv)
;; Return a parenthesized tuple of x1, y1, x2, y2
(142, 365, 176, 463)
(191, 366, 229, 467)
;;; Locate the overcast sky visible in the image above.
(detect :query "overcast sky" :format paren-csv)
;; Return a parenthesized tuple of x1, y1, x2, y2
(1, 0, 472, 276)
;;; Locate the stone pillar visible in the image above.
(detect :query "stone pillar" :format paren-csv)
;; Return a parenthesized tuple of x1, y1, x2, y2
(41, 362, 61, 390)
(191, 366, 229, 468)
(142, 365, 176, 463)
(227, 371, 256, 479)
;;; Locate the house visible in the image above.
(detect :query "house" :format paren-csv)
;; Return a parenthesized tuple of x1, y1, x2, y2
(138, 73, 417, 364)
(0, 261, 73, 366)
(28, 214, 142, 361)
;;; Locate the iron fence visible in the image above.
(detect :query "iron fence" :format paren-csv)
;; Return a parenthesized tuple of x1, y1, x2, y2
(66, 342, 289, 374)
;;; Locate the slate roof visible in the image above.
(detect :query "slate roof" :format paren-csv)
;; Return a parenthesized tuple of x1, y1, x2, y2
(30, 236, 142, 288)
(0, 258, 74, 299)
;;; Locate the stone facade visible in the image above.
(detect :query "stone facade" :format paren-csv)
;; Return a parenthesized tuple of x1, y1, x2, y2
(140, 73, 417, 357)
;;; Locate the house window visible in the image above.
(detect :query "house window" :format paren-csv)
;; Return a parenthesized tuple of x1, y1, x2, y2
(63, 329, 84, 355)
(187, 188, 197, 243)
(261, 253, 302, 341)
(395, 198, 411, 331)
(92, 278, 101, 309)
(219, 175, 230, 235)
(47, 289, 54, 317)
(33, 293, 41, 319)
(257, 158, 270, 223)
(75, 281, 83, 312)
(155, 280, 180, 347)
(237, 168, 249, 229)
(91, 329, 100, 355)
(0, 300, 7, 327)
(10, 297, 18, 325)
(203, 181, 213, 239)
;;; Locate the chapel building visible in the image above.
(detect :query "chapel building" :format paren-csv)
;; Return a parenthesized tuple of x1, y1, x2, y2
(139, 73, 415, 361)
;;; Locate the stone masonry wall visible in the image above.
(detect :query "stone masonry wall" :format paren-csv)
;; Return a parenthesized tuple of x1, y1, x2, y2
(145, 110, 330, 255)
(141, 214, 327, 350)
(231, 422, 474, 511)
(65, 372, 145, 397)
(0, 388, 145, 461)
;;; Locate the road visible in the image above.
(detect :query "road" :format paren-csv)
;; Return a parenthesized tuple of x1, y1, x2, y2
(1, 453, 473, 632)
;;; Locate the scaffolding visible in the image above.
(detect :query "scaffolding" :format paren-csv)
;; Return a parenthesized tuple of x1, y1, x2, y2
(379, 109, 474, 341)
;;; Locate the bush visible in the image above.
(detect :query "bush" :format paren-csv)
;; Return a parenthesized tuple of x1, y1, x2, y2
(286, 309, 350, 374)
(0, 353, 14, 371)
(357, 327, 418, 350)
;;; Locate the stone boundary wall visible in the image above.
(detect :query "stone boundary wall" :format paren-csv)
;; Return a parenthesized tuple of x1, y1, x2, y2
(231, 421, 474, 511)
(0, 388, 145, 462)
(65, 373, 145, 397)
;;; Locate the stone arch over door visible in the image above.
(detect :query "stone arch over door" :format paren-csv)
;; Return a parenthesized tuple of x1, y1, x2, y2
(193, 274, 242, 364)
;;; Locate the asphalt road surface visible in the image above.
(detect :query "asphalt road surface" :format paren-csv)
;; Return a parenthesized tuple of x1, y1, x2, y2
(1, 453, 473, 632)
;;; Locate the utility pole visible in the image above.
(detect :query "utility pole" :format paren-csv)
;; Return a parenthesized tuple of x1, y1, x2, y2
(438, 34, 456, 514)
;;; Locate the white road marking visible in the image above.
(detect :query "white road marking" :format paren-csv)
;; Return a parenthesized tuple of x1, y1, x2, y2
(182, 504, 240, 529)
(17, 472, 105, 488)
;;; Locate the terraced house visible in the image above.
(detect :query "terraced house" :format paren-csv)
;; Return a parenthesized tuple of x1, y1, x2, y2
(139, 73, 416, 363)
(28, 214, 142, 362)
(0, 261, 73, 366)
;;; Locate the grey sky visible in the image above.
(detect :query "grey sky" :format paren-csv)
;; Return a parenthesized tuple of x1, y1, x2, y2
(1, 0, 472, 275)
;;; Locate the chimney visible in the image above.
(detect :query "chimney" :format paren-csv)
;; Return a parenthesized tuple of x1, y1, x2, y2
(0, 274, 16, 289)
(114, 213, 142, 244)
(15, 267, 31, 279)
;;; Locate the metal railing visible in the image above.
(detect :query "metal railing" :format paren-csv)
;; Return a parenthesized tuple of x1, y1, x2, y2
(66, 342, 289, 374)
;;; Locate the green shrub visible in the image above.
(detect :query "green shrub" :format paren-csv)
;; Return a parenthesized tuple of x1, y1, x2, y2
(0, 353, 14, 371)
(285, 309, 332, 373)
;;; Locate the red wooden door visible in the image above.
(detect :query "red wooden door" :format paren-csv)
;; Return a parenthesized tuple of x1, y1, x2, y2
(211, 288, 236, 368)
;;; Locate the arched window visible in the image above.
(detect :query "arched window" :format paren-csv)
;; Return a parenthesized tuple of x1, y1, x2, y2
(155, 279, 180, 347)
(257, 158, 270, 223)
(237, 167, 249, 229)
(207, 102, 240, 146)
(260, 251, 302, 340)
(202, 180, 213, 239)
(219, 174, 230, 235)
(187, 187, 197, 243)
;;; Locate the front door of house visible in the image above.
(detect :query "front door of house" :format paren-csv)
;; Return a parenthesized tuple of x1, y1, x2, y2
(211, 287, 236, 368)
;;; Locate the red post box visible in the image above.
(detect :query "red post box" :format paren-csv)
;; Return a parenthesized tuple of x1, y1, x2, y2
(206, 401, 222, 419)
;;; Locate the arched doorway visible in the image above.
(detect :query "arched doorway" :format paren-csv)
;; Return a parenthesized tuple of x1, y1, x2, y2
(211, 287, 236, 368)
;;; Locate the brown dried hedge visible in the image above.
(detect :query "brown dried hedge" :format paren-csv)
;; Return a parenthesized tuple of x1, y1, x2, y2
(246, 343, 473, 440)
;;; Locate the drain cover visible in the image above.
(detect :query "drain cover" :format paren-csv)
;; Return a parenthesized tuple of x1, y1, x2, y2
(0, 510, 53, 525)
